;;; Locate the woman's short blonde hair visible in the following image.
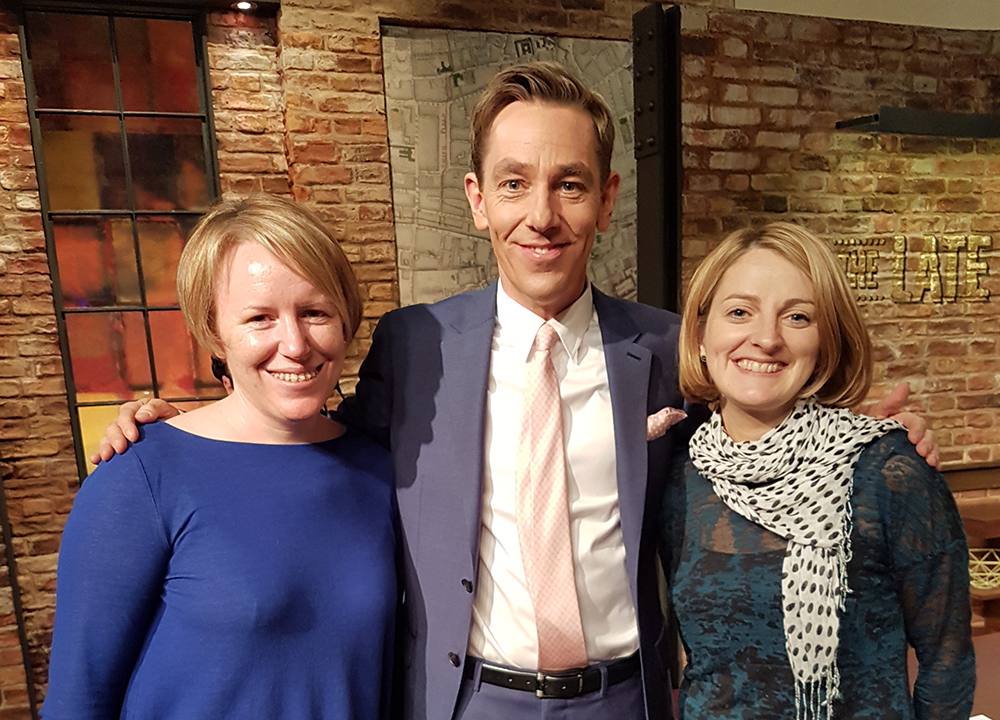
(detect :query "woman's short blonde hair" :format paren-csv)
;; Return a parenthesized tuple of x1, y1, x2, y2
(177, 194, 362, 358)
(679, 222, 872, 409)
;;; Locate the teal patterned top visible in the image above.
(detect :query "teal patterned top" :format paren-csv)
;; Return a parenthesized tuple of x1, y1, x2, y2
(660, 430, 975, 719)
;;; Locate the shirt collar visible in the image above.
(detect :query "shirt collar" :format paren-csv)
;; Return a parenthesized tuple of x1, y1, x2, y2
(496, 279, 594, 364)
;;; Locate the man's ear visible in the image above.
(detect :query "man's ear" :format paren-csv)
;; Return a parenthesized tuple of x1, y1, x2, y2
(596, 171, 621, 233)
(465, 172, 490, 232)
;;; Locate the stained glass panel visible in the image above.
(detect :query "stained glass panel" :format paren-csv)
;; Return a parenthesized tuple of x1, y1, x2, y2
(127, 117, 210, 211)
(27, 12, 116, 111)
(117, 18, 200, 113)
(40, 114, 126, 211)
(138, 216, 199, 307)
(148, 310, 219, 400)
(66, 311, 152, 402)
(53, 217, 140, 308)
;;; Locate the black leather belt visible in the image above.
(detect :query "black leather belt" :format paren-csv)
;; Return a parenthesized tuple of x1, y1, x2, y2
(468, 652, 640, 699)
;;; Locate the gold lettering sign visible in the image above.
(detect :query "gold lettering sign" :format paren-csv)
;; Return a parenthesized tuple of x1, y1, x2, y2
(891, 234, 991, 303)
(835, 237, 884, 302)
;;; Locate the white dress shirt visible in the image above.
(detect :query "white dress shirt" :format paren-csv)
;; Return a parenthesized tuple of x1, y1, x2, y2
(467, 281, 639, 668)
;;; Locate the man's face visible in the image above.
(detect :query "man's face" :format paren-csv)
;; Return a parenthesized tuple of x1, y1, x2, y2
(465, 101, 620, 319)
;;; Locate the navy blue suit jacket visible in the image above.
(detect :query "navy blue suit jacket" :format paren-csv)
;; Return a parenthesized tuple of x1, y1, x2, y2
(339, 283, 685, 720)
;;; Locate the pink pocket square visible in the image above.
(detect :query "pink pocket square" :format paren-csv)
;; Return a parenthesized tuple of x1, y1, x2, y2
(647, 407, 687, 440)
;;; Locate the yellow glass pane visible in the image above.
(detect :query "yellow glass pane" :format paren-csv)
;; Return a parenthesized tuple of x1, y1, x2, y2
(40, 114, 126, 211)
(78, 404, 147, 477)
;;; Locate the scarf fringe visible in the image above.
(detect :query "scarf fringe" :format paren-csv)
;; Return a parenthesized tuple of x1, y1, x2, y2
(794, 669, 840, 720)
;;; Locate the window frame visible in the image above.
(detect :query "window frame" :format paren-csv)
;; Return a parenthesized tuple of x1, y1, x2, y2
(17, 2, 223, 480)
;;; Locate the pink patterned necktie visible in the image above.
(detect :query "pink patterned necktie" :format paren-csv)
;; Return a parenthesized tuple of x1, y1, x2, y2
(515, 323, 589, 671)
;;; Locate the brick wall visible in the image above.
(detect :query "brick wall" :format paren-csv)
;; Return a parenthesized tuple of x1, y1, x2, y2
(0, 12, 75, 715)
(678, 7, 1000, 466)
(0, 541, 30, 720)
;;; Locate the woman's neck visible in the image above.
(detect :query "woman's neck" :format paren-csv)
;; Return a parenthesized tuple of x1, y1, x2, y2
(719, 403, 795, 443)
(167, 394, 344, 445)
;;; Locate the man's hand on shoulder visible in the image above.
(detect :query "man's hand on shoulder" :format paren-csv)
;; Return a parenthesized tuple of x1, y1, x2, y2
(863, 383, 939, 469)
(88, 398, 182, 466)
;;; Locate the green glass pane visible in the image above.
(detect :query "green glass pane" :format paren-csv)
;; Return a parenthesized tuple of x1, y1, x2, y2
(126, 117, 210, 211)
(66, 311, 152, 402)
(148, 310, 218, 400)
(40, 114, 126, 210)
(117, 17, 200, 113)
(53, 217, 141, 308)
(137, 216, 199, 307)
(26, 12, 117, 111)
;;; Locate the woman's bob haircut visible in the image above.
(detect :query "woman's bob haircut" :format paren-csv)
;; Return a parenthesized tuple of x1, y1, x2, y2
(176, 194, 362, 359)
(679, 221, 873, 409)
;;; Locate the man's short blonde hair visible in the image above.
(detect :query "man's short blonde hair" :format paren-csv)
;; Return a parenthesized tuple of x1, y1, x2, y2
(679, 222, 873, 409)
(177, 194, 362, 358)
(470, 61, 616, 185)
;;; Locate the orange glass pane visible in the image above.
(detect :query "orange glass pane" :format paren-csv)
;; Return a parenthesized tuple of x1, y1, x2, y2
(40, 114, 126, 211)
(53, 217, 141, 308)
(148, 310, 218, 400)
(117, 18, 200, 113)
(26, 12, 116, 111)
(126, 117, 210, 211)
(138, 216, 199, 307)
(66, 311, 152, 402)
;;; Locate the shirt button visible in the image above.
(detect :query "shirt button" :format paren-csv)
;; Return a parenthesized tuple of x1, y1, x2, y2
(448, 653, 461, 667)
(461, 579, 473, 593)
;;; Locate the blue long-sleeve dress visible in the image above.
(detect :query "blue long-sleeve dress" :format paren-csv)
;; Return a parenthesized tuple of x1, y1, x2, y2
(661, 429, 975, 719)
(44, 421, 397, 720)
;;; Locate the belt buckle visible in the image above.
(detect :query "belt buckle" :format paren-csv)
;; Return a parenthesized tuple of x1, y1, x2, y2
(535, 670, 584, 699)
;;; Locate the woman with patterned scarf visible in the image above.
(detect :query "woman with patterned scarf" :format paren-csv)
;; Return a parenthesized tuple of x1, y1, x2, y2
(661, 222, 975, 719)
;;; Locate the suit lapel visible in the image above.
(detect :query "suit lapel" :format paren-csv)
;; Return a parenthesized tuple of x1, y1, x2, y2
(594, 290, 651, 594)
(438, 285, 497, 561)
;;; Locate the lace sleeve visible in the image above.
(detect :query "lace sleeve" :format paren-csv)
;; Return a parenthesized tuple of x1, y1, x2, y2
(880, 439, 976, 720)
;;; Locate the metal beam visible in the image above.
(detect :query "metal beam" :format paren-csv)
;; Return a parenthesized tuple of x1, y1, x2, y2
(634, 3, 682, 313)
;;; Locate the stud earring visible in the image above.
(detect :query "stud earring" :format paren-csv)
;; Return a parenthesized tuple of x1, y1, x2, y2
(700, 355, 707, 363)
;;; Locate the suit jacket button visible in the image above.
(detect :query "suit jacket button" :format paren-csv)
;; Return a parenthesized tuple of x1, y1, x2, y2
(461, 579, 473, 593)
(448, 652, 461, 667)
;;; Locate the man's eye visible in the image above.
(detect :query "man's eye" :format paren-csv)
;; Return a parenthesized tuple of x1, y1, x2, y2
(503, 180, 521, 191)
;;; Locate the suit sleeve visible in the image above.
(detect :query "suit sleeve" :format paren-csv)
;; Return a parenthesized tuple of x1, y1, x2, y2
(880, 440, 976, 720)
(337, 311, 396, 449)
(42, 451, 170, 720)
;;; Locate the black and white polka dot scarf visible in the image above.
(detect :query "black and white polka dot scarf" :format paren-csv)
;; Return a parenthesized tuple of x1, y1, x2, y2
(689, 398, 901, 720)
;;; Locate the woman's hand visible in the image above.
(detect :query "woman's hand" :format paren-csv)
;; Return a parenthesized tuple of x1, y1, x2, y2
(864, 383, 939, 469)
(88, 398, 181, 465)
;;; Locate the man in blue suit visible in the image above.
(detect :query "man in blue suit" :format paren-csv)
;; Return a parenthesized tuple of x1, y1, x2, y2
(340, 62, 684, 720)
(95, 62, 934, 720)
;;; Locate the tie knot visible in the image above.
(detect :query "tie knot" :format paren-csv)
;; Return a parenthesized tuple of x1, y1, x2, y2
(535, 323, 560, 355)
